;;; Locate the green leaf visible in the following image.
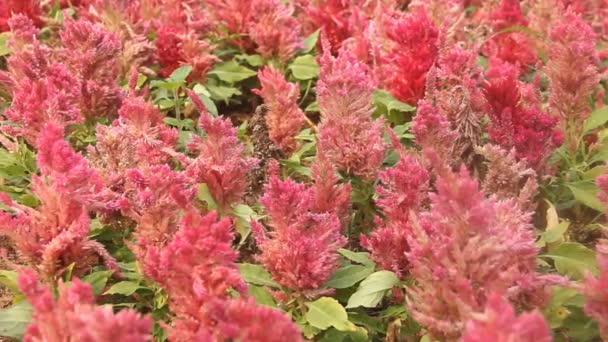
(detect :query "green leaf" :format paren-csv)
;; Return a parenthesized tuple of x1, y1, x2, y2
(0, 32, 11, 57)
(346, 271, 399, 308)
(302, 29, 320, 54)
(83, 270, 113, 295)
(289, 55, 319, 80)
(207, 84, 242, 103)
(238, 263, 279, 288)
(566, 182, 605, 212)
(542, 221, 569, 245)
(104, 281, 142, 296)
(338, 249, 375, 268)
(231, 204, 258, 243)
(169, 65, 193, 82)
(192, 85, 218, 116)
(197, 183, 218, 211)
(326, 265, 374, 289)
(0, 270, 20, 295)
(305, 297, 356, 331)
(543, 242, 598, 280)
(249, 285, 277, 307)
(584, 106, 608, 132)
(305, 101, 319, 112)
(235, 54, 264, 67)
(208, 60, 257, 83)
(0, 301, 32, 339)
(373, 90, 416, 114)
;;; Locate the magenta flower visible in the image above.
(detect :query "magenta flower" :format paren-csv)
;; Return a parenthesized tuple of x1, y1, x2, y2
(462, 293, 552, 342)
(254, 67, 306, 152)
(87, 94, 179, 192)
(252, 161, 346, 294)
(583, 239, 608, 340)
(378, 8, 438, 105)
(143, 211, 301, 341)
(405, 165, 549, 340)
(59, 19, 123, 120)
(18, 269, 151, 342)
(483, 61, 559, 171)
(316, 40, 386, 181)
(184, 90, 258, 213)
(248, 0, 303, 62)
(546, 9, 600, 151)
(361, 150, 429, 277)
(412, 100, 457, 161)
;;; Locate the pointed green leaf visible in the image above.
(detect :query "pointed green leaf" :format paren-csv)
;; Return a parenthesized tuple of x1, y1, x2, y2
(346, 271, 399, 308)
(0, 301, 32, 339)
(302, 29, 320, 54)
(289, 55, 319, 80)
(169, 65, 193, 82)
(326, 265, 374, 289)
(238, 263, 279, 288)
(305, 297, 356, 331)
(104, 281, 142, 296)
(338, 249, 375, 268)
(584, 106, 608, 132)
(543, 242, 598, 280)
(208, 60, 256, 83)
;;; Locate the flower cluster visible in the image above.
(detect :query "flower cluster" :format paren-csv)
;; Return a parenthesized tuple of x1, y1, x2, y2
(483, 61, 560, 171)
(254, 66, 306, 152)
(405, 165, 547, 340)
(461, 293, 552, 342)
(253, 161, 348, 295)
(583, 238, 608, 340)
(18, 268, 152, 342)
(143, 211, 302, 341)
(316, 40, 386, 181)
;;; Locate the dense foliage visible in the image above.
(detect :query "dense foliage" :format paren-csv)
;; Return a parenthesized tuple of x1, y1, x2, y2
(0, 0, 607, 341)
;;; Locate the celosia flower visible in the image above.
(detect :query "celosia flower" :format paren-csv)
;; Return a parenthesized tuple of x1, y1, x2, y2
(18, 269, 151, 342)
(3, 62, 82, 144)
(298, 0, 372, 54)
(546, 9, 599, 152)
(205, 0, 255, 49)
(411, 99, 457, 162)
(361, 147, 428, 278)
(406, 165, 548, 340)
(462, 293, 552, 342)
(87, 94, 178, 191)
(483, 61, 559, 171)
(248, 0, 302, 62)
(59, 19, 123, 120)
(310, 155, 351, 224)
(584, 247, 608, 335)
(477, 144, 539, 211)
(253, 66, 306, 152)
(0, 179, 117, 281)
(183, 90, 258, 213)
(253, 162, 346, 294)
(583, 238, 608, 340)
(121, 165, 195, 250)
(316, 40, 386, 181)
(36, 123, 108, 207)
(155, 26, 217, 80)
(143, 211, 301, 341)
(210, 298, 304, 342)
(0, 0, 42, 32)
(379, 8, 438, 105)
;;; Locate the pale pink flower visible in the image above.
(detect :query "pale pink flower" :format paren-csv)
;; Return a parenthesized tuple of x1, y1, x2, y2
(546, 9, 599, 151)
(18, 269, 151, 342)
(412, 100, 457, 161)
(583, 239, 608, 340)
(254, 67, 306, 152)
(461, 293, 552, 342)
(0, 179, 117, 281)
(316, 40, 386, 181)
(143, 211, 302, 340)
(248, 0, 303, 62)
(253, 162, 346, 294)
(406, 165, 548, 340)
(361, 150, 429, 278)
(184, 90, 258, 213)
(60, 19, 123, 120)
